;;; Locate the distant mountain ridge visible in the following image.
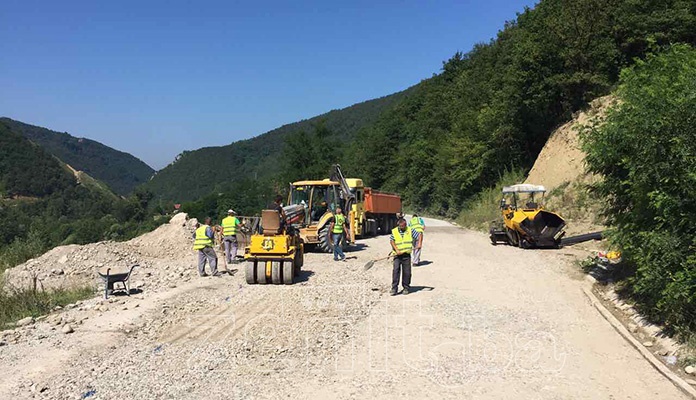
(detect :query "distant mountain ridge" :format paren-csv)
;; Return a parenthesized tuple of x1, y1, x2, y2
(0, 118, 154, 195)
(0, 121, 75, 199)
(145, 89, 413, 201)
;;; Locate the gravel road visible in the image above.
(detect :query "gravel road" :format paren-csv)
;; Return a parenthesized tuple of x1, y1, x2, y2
(0, 218, 688, 399)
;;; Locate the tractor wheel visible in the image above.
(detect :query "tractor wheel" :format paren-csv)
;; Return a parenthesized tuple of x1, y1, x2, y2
(245, 261, 256, 284)
(256, 261, 268, 284)
(294, 246, 304, 273)
(282, 261, 294, 284)
(271, 261, 282, 284)
(317, 225, 333, 253)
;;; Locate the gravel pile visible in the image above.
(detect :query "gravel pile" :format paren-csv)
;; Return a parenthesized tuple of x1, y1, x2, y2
(4, 213, 200, 293)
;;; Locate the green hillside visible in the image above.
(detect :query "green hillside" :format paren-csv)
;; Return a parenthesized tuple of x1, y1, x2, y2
(0, 117, 155, 195)
(344, 0, 696, 216)
(145, 90, 411, 201)
(0, 121, 75, 198)
(147, 0, 695, 209)
(0, 121, 166, 271)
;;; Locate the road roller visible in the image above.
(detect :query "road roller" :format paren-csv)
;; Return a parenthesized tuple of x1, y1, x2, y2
(244, 208, 304, 284)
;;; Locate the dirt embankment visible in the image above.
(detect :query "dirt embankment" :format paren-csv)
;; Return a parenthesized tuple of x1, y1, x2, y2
(524, 96, 614, 236)
(525, 96, 613, 192)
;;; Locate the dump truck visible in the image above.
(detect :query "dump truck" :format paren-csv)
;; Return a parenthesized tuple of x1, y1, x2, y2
(489, 184, 566, 248)
(288, 165, 402, 253)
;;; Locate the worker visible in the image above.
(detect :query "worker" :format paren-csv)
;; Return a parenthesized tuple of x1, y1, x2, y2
(389, 217, 420, 295)
(192, 217, 220, 277)
(408, 214, 426, 266)
(221, 209, 241, 264)
(329, 207, 350, 262)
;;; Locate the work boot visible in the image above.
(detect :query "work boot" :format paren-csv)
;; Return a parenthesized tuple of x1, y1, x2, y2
(199, 272, 208, 277)
(390, 289, 398, 296)
(402, 287, 410, 295)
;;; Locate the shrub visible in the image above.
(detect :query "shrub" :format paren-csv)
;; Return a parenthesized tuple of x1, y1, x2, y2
(456, 169, 526, 231)
(0, 279, 94, 328)
(582, 44, 696, 336)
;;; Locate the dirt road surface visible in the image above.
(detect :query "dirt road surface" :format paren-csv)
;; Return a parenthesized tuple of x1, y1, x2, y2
(0, 218, 688, 399)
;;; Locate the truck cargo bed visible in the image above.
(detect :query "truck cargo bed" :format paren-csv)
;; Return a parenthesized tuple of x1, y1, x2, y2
(364, 188, 402, 214)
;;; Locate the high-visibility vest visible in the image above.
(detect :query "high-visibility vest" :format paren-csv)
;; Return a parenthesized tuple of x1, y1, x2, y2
(333, 214, 346, 234)
(222, 216, 239, 236)
(193, 225, 213, 250)
(409, 217, 424, 233)
(392, 227, 413, 254)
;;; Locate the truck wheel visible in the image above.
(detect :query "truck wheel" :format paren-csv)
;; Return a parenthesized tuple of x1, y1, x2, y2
(366, 219, 377, 237)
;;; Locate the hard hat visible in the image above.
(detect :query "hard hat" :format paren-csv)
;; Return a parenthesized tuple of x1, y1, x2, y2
(227, 209, 236, 214)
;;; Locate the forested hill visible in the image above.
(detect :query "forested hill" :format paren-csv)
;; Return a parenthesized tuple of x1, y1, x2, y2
(145, 89, 412, 202)
(148, 1, 695, 208)
(0, 118, 155, 195)
(342, 0, 696, 216)
(0, 120, 168, 270)
(0, 121, 75, 198)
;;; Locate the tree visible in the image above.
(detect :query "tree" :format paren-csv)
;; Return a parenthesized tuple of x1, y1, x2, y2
(582, 44, 696, 335)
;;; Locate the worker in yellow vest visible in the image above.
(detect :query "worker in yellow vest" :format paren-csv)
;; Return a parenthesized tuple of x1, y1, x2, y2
(389, 217, 421, 295)
(408, 214, 425, 266)
(329, 207, 350, 262)
(221, 209, 241, 264)
(192, 217, 220, 277)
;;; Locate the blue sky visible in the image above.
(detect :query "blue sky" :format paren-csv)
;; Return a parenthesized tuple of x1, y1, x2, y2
(1, 0, 537, 169)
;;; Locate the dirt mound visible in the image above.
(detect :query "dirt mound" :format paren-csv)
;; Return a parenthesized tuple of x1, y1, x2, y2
(4, 213, 200, 292)
(523, 96, 614, 236)
(525, 95, 613, 191)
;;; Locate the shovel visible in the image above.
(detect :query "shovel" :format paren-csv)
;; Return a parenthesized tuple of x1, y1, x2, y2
(363, 252, 395, 271)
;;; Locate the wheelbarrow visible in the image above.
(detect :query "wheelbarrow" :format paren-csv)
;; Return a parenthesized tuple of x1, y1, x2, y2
(98, 264, 138, 299)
